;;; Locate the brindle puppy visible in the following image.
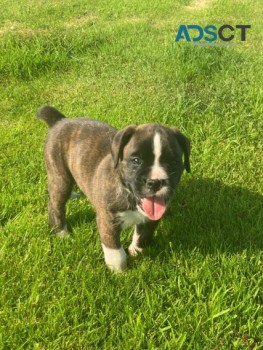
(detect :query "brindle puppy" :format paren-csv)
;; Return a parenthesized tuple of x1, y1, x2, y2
(38, 106, 190, 272)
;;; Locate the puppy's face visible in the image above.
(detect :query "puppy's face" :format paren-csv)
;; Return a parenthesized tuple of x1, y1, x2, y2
(112, 124, 190, 220)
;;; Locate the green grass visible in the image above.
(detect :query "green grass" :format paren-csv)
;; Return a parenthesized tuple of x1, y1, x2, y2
(0, 0, 262, 349)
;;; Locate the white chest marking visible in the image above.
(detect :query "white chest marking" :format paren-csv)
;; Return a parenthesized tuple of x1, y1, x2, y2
(151, 132, 167, 179)
(118, 210, 147, 230)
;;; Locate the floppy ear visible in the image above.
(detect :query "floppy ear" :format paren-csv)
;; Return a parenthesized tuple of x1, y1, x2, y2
(111, 125, 137, 168)
(171, 128, 191, 173)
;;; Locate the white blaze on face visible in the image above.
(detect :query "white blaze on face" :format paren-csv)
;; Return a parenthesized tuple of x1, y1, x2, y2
(139, 132, 168, 220)
(151, 132, 167, 180)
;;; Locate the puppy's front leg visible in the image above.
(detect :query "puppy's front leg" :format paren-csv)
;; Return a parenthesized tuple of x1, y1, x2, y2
(97, 214, 127, 272)
(128, 220, 160, 257)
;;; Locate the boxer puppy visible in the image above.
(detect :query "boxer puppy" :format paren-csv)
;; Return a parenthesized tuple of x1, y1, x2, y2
(38, 106, 190, 272)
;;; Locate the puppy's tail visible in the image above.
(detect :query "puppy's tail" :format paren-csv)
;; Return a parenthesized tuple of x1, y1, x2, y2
(37, 105, 66, 128)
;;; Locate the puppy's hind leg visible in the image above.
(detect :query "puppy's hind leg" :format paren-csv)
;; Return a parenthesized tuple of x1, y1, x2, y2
(47, 173, 73, 237)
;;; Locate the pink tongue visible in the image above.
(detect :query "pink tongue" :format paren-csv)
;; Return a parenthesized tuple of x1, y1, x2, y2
(141, 197, 166, 221)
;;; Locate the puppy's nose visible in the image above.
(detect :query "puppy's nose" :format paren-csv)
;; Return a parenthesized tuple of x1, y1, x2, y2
(145, 179, 163, 192)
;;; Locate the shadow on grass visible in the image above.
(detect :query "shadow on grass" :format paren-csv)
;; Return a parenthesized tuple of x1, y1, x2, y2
(67, 200, 96, 233)
(54, 178, 262, 257)
(159, 178, 263, 254)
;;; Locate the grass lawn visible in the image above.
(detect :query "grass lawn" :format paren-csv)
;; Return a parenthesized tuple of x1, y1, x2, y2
(0, 0, 262, 349)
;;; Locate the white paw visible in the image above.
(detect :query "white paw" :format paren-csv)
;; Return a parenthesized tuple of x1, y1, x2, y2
(56, 226, 70, 238)
(102, 244, 127, 272)
(128, 227, 143, 257)
(128, 244, 143, 257)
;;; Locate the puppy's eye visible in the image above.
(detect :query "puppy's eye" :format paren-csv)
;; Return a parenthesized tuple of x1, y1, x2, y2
(131, 157, 142, 166)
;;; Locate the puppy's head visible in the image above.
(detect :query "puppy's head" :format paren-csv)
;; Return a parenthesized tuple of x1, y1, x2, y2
(111, 124, 190, 220)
